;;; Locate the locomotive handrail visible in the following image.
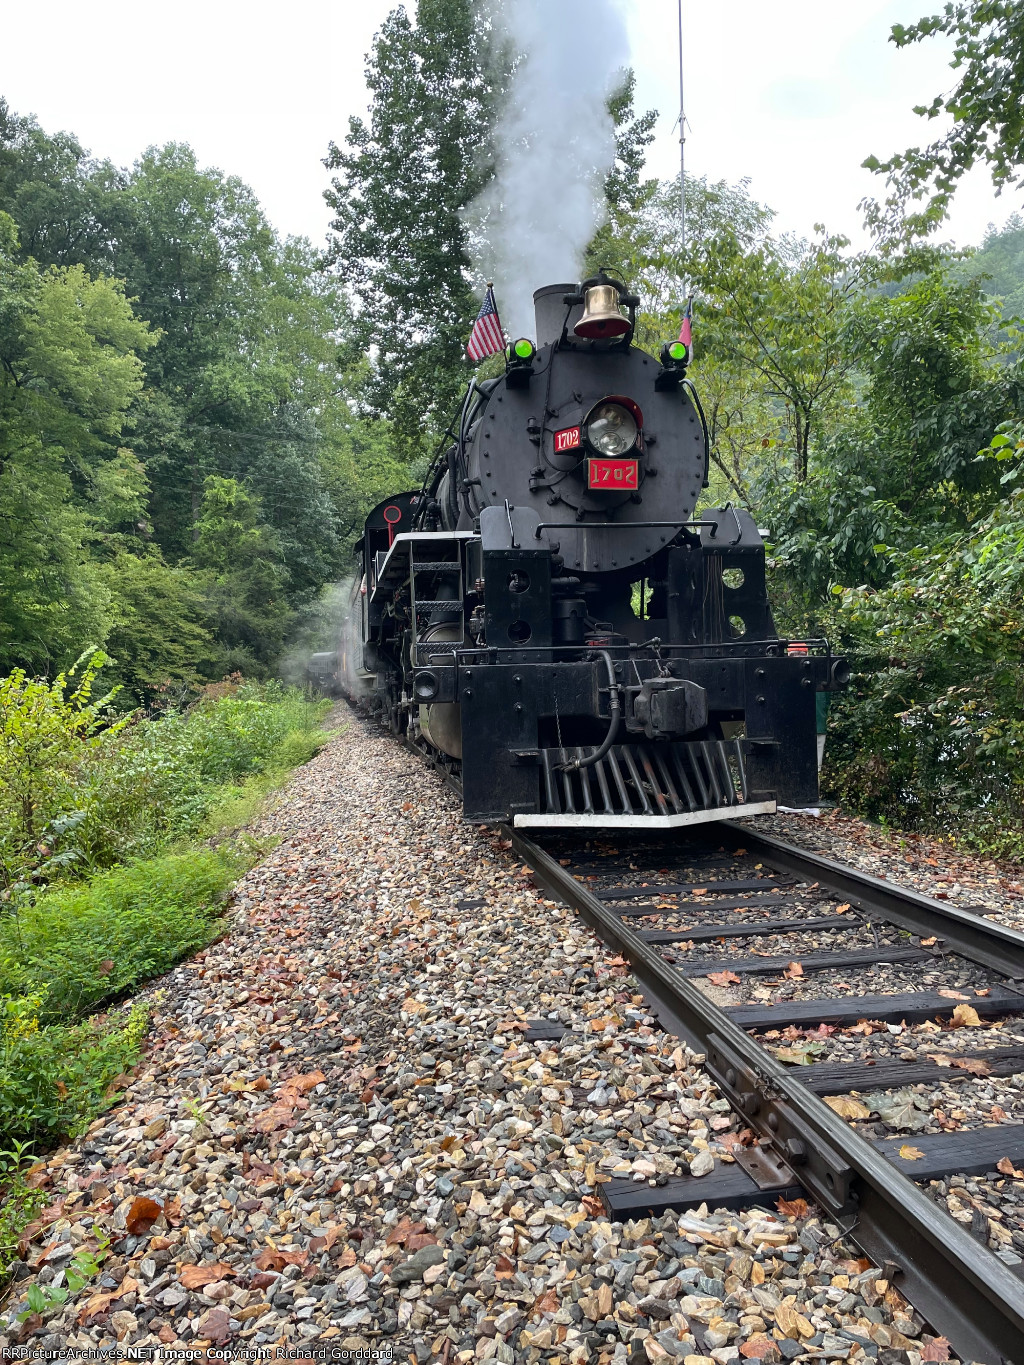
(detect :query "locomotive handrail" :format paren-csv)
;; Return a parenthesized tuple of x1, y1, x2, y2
(444, 638, 836, 661)
(533, 519, 721, 538)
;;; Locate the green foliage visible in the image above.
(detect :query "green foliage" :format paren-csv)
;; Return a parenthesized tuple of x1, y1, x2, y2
(0, 651, 126, 893)
(95, 552, 214, 702)
(865, 2, 1024, 231)
(1, 670, 327, 891)
(0, 853, 238, 1018)
(324, 0, 500, 458)
(825, 475, 1024, 856)
(13, 1235, 111, 1319)
(0, 214, 156, 677)
(961, 215, 1024, 323)
(0, 680, 328, 1159)
(0, 105, 401, 692)
(695, 230, 866, 483)
(0, 1141, 47, 1277)
(0, 991, 149, 1147)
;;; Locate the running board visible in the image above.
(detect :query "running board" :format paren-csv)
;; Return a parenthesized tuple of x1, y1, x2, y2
(513, 800, 776, 829)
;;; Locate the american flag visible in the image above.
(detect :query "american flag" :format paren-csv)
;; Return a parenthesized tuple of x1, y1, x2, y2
(467, 284, 504, 361)
(678, 293, 694, 353)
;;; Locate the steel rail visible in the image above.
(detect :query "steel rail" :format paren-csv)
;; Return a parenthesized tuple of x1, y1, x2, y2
(507, 826, 1024, 1365)
(720, 822, 1024, 981)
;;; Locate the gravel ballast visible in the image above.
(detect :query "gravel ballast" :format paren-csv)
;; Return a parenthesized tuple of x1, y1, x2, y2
(0, 718, 973, 1362)
(742, 811, 1024, 929)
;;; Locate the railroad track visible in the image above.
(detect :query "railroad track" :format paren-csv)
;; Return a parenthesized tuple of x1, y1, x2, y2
(507, 821, 1024, 1365)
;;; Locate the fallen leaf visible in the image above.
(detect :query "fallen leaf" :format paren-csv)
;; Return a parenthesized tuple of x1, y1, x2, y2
(920, 936, 938, 946)
(951, 1003, 982, 1028)
(197, 1306, 233, 1344)
(494, 1255, 515, 1280)
(180, 1262, 235, 1289)
(776, 1196, 809, 1218)
(838, 1257, 873, 1273)
(532, 1288, 559, 1319)
(98, 959, 114, 977)
(783, 961, 804, 979)
(311, 1225, 346, 1255)
(920, 1336, 952, 1361)
(865, 1089, 931, 1131)
(253, 1248, 307, 1271)
(927, 1053, 953, 1067)
(937, 989, 970, 1001)
(707, 970, 741, 987)
(823, 1095, 870, 1120)
(691, 887, 708, 897)
(898, 1144, 926, 1160)
(386, 1217, 427, 1247)
(252, 1070, 326, 1132)
(952, 1056, 991, 1076)
(125, 1196, 162, 1235)
(997, 1156, 1024, 1178)
(834, 902, 851, 913)
(77, 1276, 140, 1322)
(773, 1041, 825, 1065)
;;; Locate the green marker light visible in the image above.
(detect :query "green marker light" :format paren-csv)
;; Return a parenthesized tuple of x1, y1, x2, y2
(668, 341, 687, 362)
(514, 338, 535, 360)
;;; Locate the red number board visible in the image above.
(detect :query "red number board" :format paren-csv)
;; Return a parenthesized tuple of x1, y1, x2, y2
(587, 457, 639, 490)
(553, 425, 581, 453)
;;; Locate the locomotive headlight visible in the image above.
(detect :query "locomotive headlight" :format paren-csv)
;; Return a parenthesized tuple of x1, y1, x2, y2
(584, 402, 639, 457)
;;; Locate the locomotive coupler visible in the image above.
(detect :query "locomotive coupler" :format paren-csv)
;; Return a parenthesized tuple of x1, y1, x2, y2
(630, 677, 709, 740)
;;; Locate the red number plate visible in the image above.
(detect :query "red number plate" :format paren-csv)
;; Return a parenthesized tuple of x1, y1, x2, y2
(587, 457, 639, 490)
(554, 425, 581, 453)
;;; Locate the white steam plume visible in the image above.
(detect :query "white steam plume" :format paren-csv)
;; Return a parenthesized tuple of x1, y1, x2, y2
(468, 0, 630, 340)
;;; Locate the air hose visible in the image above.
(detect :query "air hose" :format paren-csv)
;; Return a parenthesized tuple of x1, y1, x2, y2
(557, 651, 621, 771)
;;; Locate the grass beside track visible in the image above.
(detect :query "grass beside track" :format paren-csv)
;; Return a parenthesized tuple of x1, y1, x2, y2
(0, 673, 333, 1273)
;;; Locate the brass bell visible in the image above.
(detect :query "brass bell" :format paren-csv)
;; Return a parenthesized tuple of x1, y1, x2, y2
(574, 283, 630, 339)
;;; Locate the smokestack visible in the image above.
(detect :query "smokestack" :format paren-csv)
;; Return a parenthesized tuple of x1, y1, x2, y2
(533, 283, 582, 346)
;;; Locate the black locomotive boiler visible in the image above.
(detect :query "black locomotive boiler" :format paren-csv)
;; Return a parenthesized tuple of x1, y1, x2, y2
(345, 273, 848, 828)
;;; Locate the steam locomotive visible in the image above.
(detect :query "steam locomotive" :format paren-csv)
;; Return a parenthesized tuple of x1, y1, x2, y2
(341, 273, 848, 829)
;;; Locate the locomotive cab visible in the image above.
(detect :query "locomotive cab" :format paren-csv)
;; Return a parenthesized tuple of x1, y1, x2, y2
(352, 274, 848, 827)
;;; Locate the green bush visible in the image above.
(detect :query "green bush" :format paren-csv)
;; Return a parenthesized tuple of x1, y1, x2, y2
(0, 991, 148, 1148)
(825, 477, 1024, 858)
(0, 672, 329, 888)
(0, 667, 330, 1172)
(0, 651, 127, 892)
(0, 1142, 48, 1275)
(0, 850, 240, 1019)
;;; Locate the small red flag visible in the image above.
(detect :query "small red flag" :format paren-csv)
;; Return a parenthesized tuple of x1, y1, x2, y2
(678, 293, 694, 351)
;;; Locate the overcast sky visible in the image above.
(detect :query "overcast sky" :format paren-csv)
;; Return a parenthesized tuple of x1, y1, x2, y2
(1, 0, 1016, 252)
